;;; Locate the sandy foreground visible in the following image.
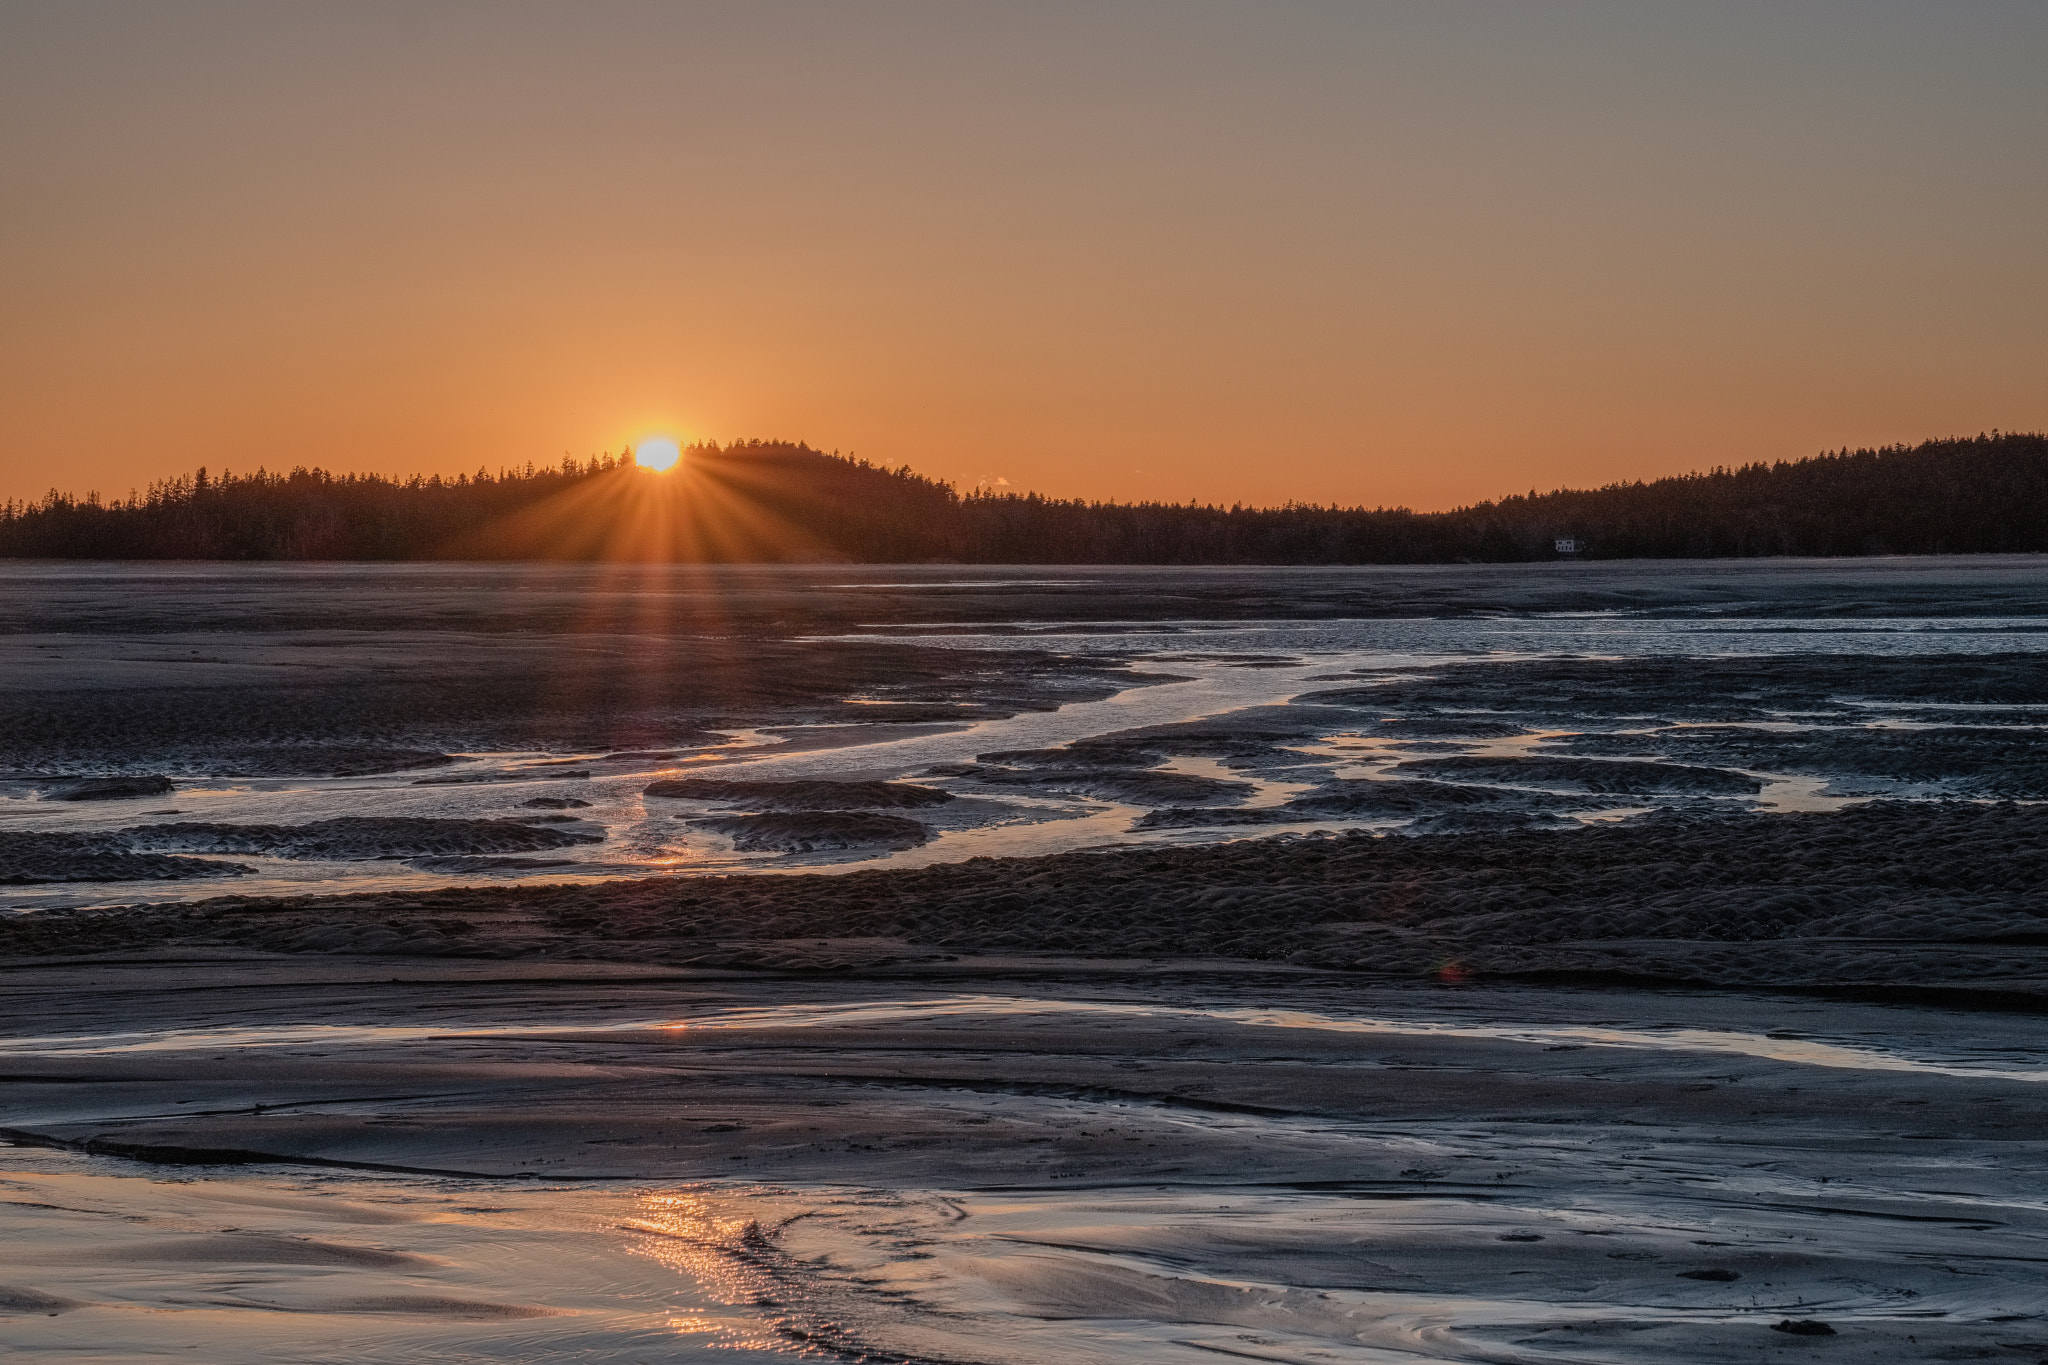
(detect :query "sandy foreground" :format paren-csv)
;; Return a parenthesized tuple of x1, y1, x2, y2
(3, 941, 2047, 1363)
(5, 560, 2048, 1361)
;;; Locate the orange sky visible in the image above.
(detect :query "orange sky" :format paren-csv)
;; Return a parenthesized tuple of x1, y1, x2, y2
(3, 2, 2044, 512)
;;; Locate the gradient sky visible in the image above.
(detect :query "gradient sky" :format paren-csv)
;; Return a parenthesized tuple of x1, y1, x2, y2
(4, 2, 2044, 511)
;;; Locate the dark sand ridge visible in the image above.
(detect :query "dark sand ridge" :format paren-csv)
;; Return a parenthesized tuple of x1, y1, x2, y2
(688, 810, 936, 853)
(2, 956, 2045, 1361)
(645, 780, 959, 852)
(0, 817, 607, 885)
(642, 778, 956, 810)
(9, 801, 2047, 1004)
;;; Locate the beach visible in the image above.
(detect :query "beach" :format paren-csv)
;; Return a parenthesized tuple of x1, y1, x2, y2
(4, 559, 2047, 1361)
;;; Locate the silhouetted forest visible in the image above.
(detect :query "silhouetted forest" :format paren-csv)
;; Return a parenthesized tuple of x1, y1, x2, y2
(3, 433, 2044, 563)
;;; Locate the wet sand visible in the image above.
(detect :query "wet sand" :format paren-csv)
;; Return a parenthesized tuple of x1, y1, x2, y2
(3, 956, 2047, 1361)
(6, 559, 2048, 1360)
(9, 800, 2047, 1010)
(11, 558, 2048, 908)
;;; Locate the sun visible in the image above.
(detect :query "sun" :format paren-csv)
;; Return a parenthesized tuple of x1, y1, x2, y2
(634, 436, 682, 471)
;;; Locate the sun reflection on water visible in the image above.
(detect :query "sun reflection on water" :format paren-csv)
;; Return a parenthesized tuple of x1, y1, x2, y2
(629, 1189, 819, 1356)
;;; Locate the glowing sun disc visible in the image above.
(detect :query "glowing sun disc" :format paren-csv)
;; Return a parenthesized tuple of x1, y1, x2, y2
(635, 437, 681, 471)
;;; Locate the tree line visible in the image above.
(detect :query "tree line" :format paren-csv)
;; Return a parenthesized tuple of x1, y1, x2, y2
(2, 432, 2043, 563)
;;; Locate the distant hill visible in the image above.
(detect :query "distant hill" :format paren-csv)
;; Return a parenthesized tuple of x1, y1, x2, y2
(0, 442, 956, 564)
(3, 432, 2043, 563)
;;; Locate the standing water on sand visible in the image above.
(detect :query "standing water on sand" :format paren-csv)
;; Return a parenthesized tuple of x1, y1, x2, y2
(8, 558, 2048, 909)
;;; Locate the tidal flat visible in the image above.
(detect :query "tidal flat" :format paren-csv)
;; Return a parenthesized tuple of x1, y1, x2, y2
(3, 558, 2048, 1361)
